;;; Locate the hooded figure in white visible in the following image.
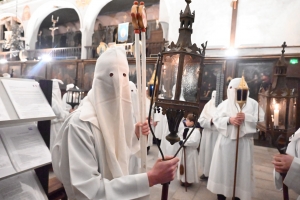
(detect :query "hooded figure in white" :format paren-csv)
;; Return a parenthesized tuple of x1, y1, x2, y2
(274, 128, 300, 200)
(52, 47, 150, 199)
(207, 78, 265, 200)
(50, 79, 69, 152)
(199, 90, 218, 178)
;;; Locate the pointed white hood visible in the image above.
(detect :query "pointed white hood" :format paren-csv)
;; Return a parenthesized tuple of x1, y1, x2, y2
(201, 90, 217, 119)
(52, 79, 64, 109)
(78, 47, 138, 178)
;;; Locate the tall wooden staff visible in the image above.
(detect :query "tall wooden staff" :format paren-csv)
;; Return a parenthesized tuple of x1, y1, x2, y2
(183, 128, 189, 192)
(276, 135, 290, 200)
(131, 0, 148, 174)
(232, 75, 248, 200)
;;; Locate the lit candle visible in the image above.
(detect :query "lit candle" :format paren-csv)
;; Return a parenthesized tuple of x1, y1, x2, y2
(274, 104, 279, 127)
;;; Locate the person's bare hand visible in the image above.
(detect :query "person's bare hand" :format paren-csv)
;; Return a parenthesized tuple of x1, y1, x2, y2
(135, 120, 150, 139)
(147, 156, 179, 187)
(237, 112, 245, 122)
(229, 113, 245, 126)
(69, 108, 75, 113)
(229, 117, 241, 126)
(272, 154, 294, 173)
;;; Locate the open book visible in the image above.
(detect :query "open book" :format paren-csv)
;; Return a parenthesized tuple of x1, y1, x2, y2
(0, 170, 48, 200)
(0, 124, 51, 179)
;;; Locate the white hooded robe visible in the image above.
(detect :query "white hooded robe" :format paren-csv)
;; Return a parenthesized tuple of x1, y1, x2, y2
(52, 47, 150, 200)
(50, 79, 69, 152)
(199, 90, 218, 177)
(207, 78, 265, 200)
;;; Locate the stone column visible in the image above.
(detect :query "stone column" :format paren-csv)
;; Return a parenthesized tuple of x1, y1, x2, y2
(160, 22, 169, 42)
(80, 28, 93, 59)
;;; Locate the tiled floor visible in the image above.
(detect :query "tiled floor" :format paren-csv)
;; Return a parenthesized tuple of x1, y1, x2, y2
(147, 144, 299, 200)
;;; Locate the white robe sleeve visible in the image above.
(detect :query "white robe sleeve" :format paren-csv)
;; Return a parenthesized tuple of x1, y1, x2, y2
(244, 98, 261, 134)
(284, 157, 300, 194)
(51, 98, 69, 123)
(184, 129, 201, 147)
(52, 115, 150, 200)
(283, 139, 300, 195)
(199, 105, 212, 129)
(212, 101, 230, 137)
(274, 139, 300, 195)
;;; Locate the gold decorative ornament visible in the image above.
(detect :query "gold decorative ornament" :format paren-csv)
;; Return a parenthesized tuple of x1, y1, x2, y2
(76, 0, 91, 8)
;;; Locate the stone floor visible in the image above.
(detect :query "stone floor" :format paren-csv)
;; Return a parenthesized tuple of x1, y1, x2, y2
(147, 144, 299, 200)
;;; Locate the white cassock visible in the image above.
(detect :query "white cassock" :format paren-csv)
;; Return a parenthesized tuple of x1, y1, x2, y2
(50, 79, 69, 152)
(207, 78, 265, 200)
(52, 47, 149, 200)
(177, 127, 201, 183)
(274, 128, 300, 200)
(199, 90, 218, 177)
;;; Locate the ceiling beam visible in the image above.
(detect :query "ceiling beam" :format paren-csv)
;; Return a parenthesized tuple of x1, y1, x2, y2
(230, 0, 239, 47)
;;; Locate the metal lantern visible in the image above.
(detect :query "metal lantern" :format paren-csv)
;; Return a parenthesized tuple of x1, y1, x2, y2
(257, 42, 297, 147)
(154, 0, 207, 145)
(66, 85, 81, 109)
(66, 62, 82, 109)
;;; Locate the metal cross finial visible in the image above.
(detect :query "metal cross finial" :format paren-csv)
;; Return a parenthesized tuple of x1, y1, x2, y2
(281, 41, 287, 55)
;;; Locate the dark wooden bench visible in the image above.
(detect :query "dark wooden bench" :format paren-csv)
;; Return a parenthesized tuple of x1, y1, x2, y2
(48, 176, 68, 200)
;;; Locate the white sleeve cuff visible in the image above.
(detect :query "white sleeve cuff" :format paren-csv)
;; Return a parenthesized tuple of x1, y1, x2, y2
(135, 173, 150, 197)
(284, 157, 300, 194)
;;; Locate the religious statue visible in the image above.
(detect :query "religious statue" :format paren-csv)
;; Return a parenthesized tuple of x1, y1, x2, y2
(96, 40, 108, 56)
(2, 19, 25, 57)
(66, 26, 75, 47)
(49, 15, 59, 46)
(105, 26, 114, 43)
(22, 5, 31, 21)
(5, 21, 12, 31)
(92, 23, 106, 47)
(37, 30, 42, 48)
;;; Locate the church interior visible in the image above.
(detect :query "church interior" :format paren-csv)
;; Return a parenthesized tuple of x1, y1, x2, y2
(0, 0, 300, 200)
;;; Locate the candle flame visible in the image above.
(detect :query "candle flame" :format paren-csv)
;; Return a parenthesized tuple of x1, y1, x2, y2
(275, 104, 279, 110)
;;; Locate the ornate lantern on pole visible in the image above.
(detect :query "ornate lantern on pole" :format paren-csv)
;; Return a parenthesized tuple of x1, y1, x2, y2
(66, 62, 82, 109)
(257, 42, 297, 146)
(155, 0, 207, 145)
(257, 42, 297, 200)
(148, 0, 207, 199)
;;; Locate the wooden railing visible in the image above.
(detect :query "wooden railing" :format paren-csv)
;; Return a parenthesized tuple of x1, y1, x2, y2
(0, 47, 81, 60)
(0, 41, 164, 61)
